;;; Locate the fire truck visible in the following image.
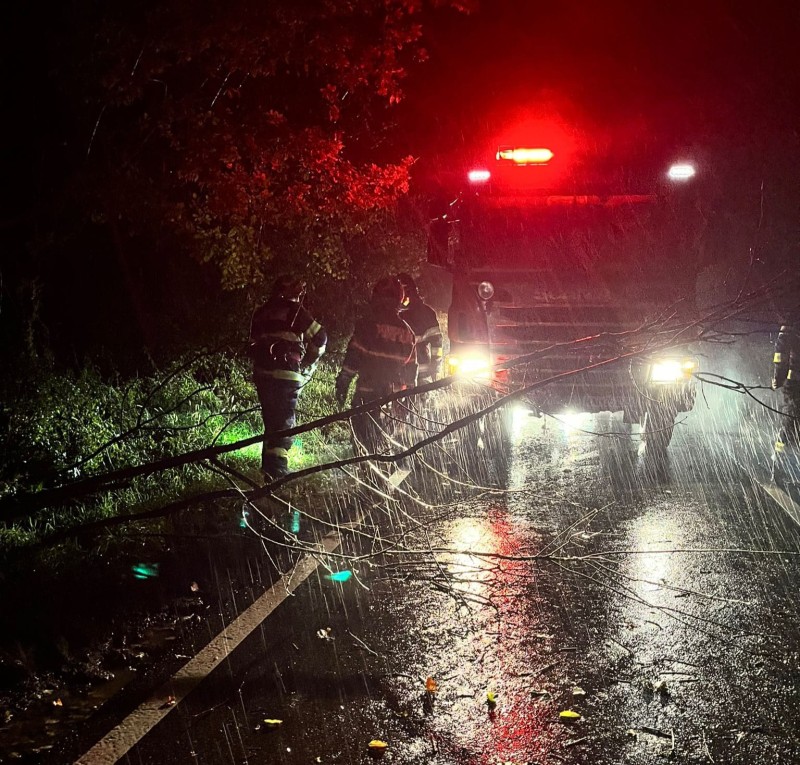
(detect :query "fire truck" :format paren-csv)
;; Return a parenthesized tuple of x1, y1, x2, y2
(427, 126, 703, 462)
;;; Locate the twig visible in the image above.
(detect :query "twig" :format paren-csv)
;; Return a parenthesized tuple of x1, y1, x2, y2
(346, 630, 379, 657)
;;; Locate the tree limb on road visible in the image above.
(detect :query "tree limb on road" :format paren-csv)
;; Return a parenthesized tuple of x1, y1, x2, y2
(2, 273, 795, 529)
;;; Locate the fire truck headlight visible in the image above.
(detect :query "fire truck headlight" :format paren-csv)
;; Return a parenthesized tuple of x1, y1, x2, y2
(447, 353, 492, 380)
(649, 357, 697, 384)
(477, 281, 495, 301)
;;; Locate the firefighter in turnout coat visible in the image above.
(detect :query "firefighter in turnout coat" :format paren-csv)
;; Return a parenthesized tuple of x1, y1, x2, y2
(335, 277, 416, 453)
(249, 277, 327, 480)
(772, 320, 800, 485)
(397, 273, 443, 385)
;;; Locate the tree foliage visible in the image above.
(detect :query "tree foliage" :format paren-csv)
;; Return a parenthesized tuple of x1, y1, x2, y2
(67, 0, 470, 290)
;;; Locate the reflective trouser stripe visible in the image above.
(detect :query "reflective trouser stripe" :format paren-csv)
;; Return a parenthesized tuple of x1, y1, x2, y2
(256, 369, 304, 382)
(264, 447, 289, 458)
(774, 352, 783, 363)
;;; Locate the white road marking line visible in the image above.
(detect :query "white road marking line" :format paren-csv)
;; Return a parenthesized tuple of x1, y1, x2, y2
(76, 530, 342, 765)
(760, 482, 800, 526)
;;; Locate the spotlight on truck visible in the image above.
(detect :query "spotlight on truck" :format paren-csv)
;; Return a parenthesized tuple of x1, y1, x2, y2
(667, 163, 696, 181)
(468, 169, 491, 183)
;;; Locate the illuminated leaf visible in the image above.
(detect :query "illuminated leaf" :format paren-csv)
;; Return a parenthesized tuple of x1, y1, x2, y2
(263, 719, 283, 728)
(559, 710, 581, 721)
(425, 676, 438, 693)
(132, 563, 159, 580)
(368, 739, 389, 750)
(486, 691, 497, 704)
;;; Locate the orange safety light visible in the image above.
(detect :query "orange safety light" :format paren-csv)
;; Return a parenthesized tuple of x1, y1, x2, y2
(496, 146, 554, 165)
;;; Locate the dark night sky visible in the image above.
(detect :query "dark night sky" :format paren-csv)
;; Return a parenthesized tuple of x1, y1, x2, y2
(2, 0, 799, 336)
(4, 0, 800, 221)
(399, 1, 800, 178)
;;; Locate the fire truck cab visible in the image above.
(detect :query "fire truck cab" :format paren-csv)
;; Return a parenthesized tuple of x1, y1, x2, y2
(427, 131, 703, 462)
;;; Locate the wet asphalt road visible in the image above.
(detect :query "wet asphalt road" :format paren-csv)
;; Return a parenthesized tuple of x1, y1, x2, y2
(69, 390, 800, 764)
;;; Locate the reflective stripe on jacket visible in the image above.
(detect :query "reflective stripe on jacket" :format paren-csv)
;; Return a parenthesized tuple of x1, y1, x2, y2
(340, 297, 415, 389)
(250, 295, 327, 374)
(774, 324, 800, 389)
(400, 298, 443, 367)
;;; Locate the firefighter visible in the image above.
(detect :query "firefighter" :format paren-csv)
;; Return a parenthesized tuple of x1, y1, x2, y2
(771, 319, 800, 485)
(335, 277, 416, 453)
(249, 276, 327, 481)
(397, 273, 443, 385)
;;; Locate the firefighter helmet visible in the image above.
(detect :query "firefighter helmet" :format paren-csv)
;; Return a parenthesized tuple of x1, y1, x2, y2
(397, 272, 418, 296)
(372, 277, 403, 304)
(272, 275, 306, 300)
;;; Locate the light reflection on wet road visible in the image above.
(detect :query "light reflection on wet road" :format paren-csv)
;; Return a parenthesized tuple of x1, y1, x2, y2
(112, 403, 800, 764)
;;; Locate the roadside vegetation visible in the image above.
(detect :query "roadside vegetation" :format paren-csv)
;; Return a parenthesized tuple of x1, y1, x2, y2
(0, 353, 345, 556)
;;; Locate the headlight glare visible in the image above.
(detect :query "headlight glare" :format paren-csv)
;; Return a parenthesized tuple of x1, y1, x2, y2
(447, 353, 492, 380)
(649, 357, 697, 384)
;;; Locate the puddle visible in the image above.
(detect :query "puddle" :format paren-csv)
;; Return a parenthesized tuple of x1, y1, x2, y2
(0, 668, 137, 760)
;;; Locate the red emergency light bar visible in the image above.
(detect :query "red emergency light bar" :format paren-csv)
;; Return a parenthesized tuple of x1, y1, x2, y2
(496, 146, 554, 165)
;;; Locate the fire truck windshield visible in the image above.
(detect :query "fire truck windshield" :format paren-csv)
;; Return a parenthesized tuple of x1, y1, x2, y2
(455, 194, 659, 270)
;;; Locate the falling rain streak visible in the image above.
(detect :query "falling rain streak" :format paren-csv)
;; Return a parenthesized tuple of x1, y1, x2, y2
(81, 275, 800, 765)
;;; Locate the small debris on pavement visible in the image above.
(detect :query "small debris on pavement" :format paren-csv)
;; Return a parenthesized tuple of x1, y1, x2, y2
(160, 695, 177, 709)
(368, 739, 388, 759)
(190, 582, 200, 592)
(425, 676, 438, 694)
(564, 736, 590, 748)
(530, 688, 551, 698)
(572, 686, 586, 696)
(347, 630, 377, 656)
(559, 710, 581, 722)
(262, 719, 283, 728)
(639, 726, 671, 739)
(316, 627, 334, 641)
(486, 691, 498, 706)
